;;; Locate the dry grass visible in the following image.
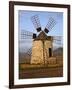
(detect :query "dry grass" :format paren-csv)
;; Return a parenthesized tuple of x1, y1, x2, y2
(19, 63, 63, 70)
(19, 64, 63, 79)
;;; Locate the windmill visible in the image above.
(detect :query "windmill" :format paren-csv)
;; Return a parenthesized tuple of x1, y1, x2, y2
(19, 15, 62, 65)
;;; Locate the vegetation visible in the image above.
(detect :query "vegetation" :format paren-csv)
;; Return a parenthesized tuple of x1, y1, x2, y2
(19, 63, 63, 70)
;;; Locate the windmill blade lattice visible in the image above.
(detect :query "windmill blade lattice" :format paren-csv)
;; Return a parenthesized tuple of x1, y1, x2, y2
(20, 30, 33, 40)
(27, 48, 32, 56)
(31, 15, 41, 32)
(53, 36, 63, 45)
(44, 17, 57, 33)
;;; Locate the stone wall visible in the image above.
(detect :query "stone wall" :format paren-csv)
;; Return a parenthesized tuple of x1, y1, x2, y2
(31, 40, 56, 65)
(31, 40, 44, 64)
(44, 40, 53, 64)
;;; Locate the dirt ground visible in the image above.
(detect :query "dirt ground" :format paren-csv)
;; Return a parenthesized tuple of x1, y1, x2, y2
(19, 64, 63, 79)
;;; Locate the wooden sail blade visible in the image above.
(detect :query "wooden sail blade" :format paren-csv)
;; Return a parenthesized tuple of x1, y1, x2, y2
(20, 30, 33, 39)
(31, 15, 41, 32)
(53, 36, 63, 45)
(44, 17, 57, 33)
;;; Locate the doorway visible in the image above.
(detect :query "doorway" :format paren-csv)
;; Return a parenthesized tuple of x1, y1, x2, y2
(49, 48, 52, 57)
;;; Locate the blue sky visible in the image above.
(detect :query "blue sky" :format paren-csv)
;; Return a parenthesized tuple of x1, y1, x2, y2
(19, 10, 63, 36)
(18, 10, 63, 52)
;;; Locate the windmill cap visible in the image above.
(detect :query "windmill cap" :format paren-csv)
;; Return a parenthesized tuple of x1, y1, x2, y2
(34, 31, 52, 40)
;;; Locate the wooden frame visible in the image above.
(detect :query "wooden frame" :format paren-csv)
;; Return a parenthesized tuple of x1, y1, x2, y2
(9, 1, 70, 89)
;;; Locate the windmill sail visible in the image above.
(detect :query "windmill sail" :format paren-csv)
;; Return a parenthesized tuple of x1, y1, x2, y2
(19, 30, 37, 41)
(19, 30, 33, 56)
(53, 36, 63, 45)
(44, 17, 57, 33)
(31, 15, 41, 32)
(19, 30, 35, 43)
